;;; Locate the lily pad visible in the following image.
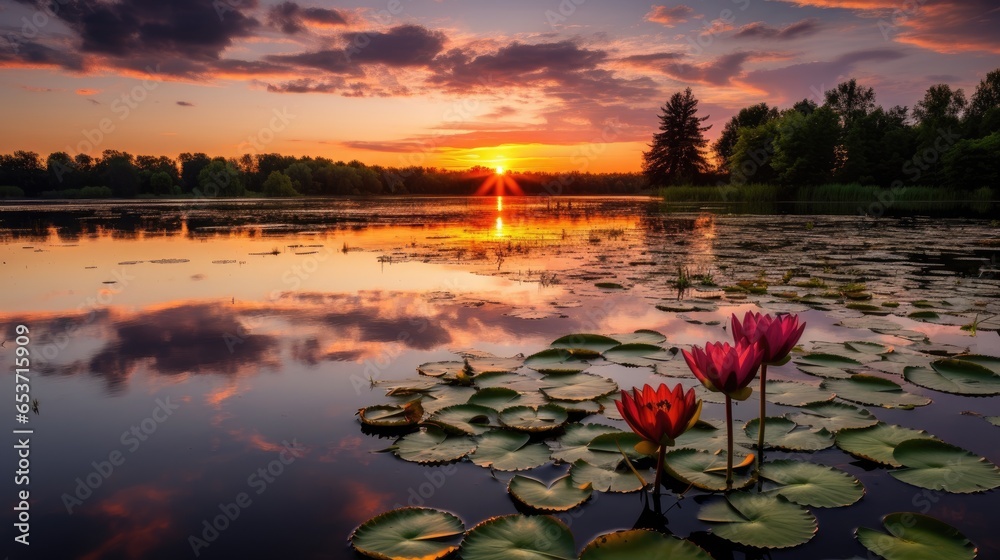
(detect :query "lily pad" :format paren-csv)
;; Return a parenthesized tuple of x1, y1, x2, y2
(550, 334, 621, 355)
(351, 507, 465, 560)
(417, 361, 466, 378)
(523, 349, 589, 374)
(391, 427, 477, 464)
(358, 403, 422, 428)
(856, 512, 976, 560)
(834, 423, 937, 467)
(470, 430, 551, 471)
(822, 374, 931, 409)
(569, 459, 647, 493)
(602, 343, 674, 368)
(460, 514, 575, 560)
(498, 405, 569, 433)
(890, 439, 1000, 493)
(587, 432, 644, 460)
(609, 329, 667, 345)
(744, 417, 834, 451)
(761, 460, 864, 507)
(548, 424, 625, 467)
(662, 448, 755, 491)
(540, 373, 618, 402)
(467, 387, 533, 411)
(507, 475, 593, 512)
(698, 492, 817, 549)
(795, 353, 863, 369)
(764, 380, 836, 406)
(579, 529, 712, 560)
(426, 404, 497, 435)
(902, 360, 1000, 396)
(786, 402, 878, 432)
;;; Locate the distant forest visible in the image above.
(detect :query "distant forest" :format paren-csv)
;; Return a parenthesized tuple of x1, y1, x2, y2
(1, 69, 998, 199)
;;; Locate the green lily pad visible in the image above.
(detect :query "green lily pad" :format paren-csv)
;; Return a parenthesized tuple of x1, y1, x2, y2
(540, 373, 618, 402)
(672, 423, 749, 454)
(507, 475, 593, 512)
(796, 364, 855, 379)
(834, 423, 937, 466)
(391, 427, 477, 464)
(550, 334, 621, 355)
(569, 459, 647, 493)
(417, 361, 466, 378)
(548, 424, 625, 468)
(523, 349, 589, 374)
(890, 439, 1000, 493)
(384, 378, 440, 395)
(786, 402, 878, 432)
(498, 404, 569, 433)
(744, 417, 834, 451)
(470, 430, 551, 471)
(609, 329, 667, 345)
(416, 386, 479, 415)
(579, 529, 712, 560)
(761, 460, 864, 508)
(460, 514, 575, 560)
(698, 493, 817, 549)
(465, 354, 525, 374)
(467, 387, 532, 411)
(350, 507, 464, 560)
(587, 432, 645, 460)
(902, 360, 1000, 396)
(822, 374, 931, 409)
(474, 372, 545, 393)
(764, 380, 836, 406)
(856, 512, 976, 560)
(602, 343, 674, 368)
(795, 353, 863, 369)
(952, 354, 1000, 374)
(662, 448, 755, 491)
(426, 404, 497, 435)
(547, 399, 603, 414)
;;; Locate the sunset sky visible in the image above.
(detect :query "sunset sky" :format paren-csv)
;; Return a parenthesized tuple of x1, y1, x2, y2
(1, 0, 997, 172)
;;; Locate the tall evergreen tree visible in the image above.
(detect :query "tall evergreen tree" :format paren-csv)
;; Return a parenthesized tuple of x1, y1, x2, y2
(642, 88, 711, 185)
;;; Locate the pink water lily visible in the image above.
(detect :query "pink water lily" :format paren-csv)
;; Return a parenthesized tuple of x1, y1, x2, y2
(681, 340, 763, 400)
(731, 311, 805, 364)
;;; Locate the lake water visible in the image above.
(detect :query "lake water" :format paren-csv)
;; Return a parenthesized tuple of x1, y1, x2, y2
(1, 197, 998, 559)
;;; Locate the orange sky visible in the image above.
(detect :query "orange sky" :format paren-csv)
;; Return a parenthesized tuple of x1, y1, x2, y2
(1, 0, 998, 172)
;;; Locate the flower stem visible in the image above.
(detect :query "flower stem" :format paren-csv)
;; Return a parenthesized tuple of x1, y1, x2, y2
(757, 363, 768, 475)
(725, 395, 734, 492)
(653, 444, 665, 498)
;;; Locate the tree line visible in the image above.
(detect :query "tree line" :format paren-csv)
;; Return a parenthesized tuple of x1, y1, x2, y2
(0, 151, 647, 199)
(643, 68, 1000, 190)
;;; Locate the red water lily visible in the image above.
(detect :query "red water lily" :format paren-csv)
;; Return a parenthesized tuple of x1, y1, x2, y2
(731, 311, 806, 364)
(615, 383, 702, 446)
(681, 340, 763, 400)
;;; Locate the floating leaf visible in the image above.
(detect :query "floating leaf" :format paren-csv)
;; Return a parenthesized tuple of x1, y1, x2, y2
(569, 459, 647, 493)
(761, 460, 864, 507)
(952, 354, 1000, 374)
(834, 423, 936, 467)
(698, 493, 817, 549)
(822, 374, 930, 408)
(498, 405, 569, 433)
(890, 439, 1000, 493)
(786, 402, 878, 432)
(548, 424, 624, 467)
(465, 354, 524, 374)
(507, 475, 592, 512)
(986, 416, 1000, 427)
(856, 512, 976, 560)
(744, 417, 834, 451)
(796, 364, 854, 379)
(460, 514, 574, 560)
(795, 353, 863, 369)
(602, 343, 674, 368)
(662, 448, 755, 491)
(550, 334, 621, 355)
(902, 360, 1000, 396)
(475, 372, 545, 393)
(672, 423, 745, 454)
(524, 349, 589, 374)
(764, 380, 836, 406)
(350, 507, 464, 560)
(609, 329, 667, 345)
(417, 361, 465, 378)
(540, 373, 618, 402)
(547, 399, 603, 414)
(358, 402, 422, 428)
(392, 427, 476, 464)
(468, 387, 531, 411)
(587, 432, 645, 460)
(416, 386, 479, 415)
(427, 404, 497, 435)
(579, 529, 712, 560)
(470, 430, 551, 471)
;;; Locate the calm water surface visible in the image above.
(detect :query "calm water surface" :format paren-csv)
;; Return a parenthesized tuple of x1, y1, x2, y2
(0, 197, 997, 559)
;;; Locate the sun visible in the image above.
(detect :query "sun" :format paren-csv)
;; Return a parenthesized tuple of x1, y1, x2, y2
(496, 165, 505, 175)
